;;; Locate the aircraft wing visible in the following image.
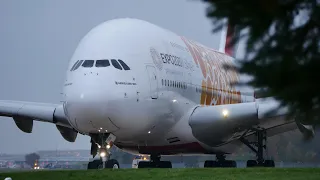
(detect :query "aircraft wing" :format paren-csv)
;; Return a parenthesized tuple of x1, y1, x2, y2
(188, 98, 314, 146)
(240, 98, 314, 140)
(0, 100, 77, 142)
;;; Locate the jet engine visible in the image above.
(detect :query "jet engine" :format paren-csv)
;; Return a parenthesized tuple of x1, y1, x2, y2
(189, 102, 258, 146)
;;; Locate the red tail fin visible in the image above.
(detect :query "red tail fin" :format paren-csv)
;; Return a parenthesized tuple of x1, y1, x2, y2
(221, 22, 240, 57)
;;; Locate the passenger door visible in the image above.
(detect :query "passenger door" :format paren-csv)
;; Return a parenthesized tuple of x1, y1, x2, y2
(146, 65, 158, 99)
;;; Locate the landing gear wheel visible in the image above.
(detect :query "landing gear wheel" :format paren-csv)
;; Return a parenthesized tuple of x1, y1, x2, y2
(138, 161, 172, 168)
(263, 160, 275, 167)
(87, 159, 102, 169)
(105, 159, 120, 169)
(138, 161, 153, 168)
(87, 159, 120, 169)
(204, 160, 216, 168)
(246, 160, 257, 167)
(137, 154, 172, 168)
(204, 160, 237, 168)
(221, 160, 236, 168)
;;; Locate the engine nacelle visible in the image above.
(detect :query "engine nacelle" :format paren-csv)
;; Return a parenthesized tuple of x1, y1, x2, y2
(56, 125, 78, 142)
(13, 116, 33, 133)
(189, 102, 258, 146)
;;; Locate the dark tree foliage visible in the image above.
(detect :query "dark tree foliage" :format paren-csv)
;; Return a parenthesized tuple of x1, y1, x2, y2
(202, 0, 319, 126)
(25, 152, 40, 167)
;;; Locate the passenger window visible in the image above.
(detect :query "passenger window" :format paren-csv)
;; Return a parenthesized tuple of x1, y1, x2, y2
(82, 60, 94, 68)
(118, 59, 130, 70)
(96, 60, 110, 67)
(73, 60, 84, 71)
(70, 60, 79, 71)
(111, 59, 123, 70)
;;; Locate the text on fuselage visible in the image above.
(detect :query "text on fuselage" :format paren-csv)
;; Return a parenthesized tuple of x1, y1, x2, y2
(160, 53, 183, 67)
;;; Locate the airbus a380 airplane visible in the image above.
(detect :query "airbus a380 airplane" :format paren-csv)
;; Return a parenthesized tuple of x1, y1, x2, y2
(0, 18, 313, 169)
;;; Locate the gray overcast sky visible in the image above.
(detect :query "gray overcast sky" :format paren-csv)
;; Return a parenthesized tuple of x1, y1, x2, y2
(0, 0, 223, 154)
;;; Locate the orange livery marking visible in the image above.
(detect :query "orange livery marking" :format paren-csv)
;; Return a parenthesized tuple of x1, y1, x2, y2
(181, 36, 242, 105)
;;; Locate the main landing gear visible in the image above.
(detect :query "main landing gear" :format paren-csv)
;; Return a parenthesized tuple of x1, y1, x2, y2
(87, 133, 120, 169)
(204, 128, 275, 168)
(138, 153, 172, 168)
(240, 128, 275, 167)
(204, 154, 237, 168)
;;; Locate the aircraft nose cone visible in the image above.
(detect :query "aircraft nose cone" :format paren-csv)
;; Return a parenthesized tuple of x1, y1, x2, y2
(65, 80, 105, 110)
(64, 81, 120, 133)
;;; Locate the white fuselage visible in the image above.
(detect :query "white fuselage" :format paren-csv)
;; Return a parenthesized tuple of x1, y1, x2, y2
(62, 18, 255, 155)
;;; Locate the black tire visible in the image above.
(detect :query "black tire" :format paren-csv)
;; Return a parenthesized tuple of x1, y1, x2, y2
(138, 161, 172, 168)
(212, 161, 220, 167)
(138, 161, 154, 168)
(105, 159, 120, 169)
(226, 160, 237, 168)
(204, 160, 214, 168)
(87, 159, 102, 169)
(204, 160, 222, 168)
(246, 160, 257, 167)
(218, 160, 237, 168)
(264, 160, 275, 167)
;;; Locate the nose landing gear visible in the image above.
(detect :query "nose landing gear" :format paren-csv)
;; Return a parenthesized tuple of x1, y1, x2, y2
(87, 133, 120, 169)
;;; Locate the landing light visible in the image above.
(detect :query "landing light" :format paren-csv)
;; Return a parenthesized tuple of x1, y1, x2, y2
(148, 131, 151, 134)
(222, 109, 229, 118)
(106, 144, 111, 149)
(100, 151, 106, 157)
(172, 99, 177, 103)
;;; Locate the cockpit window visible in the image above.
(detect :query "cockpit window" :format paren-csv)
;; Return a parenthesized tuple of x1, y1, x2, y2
(96, 60, 110, 67)
(70, 60, 79, 71)
(72, 60, 84, 71)
(111, 59, 122, 70)
(118, 59, 130, 70)
(82, 60, 94, 68)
